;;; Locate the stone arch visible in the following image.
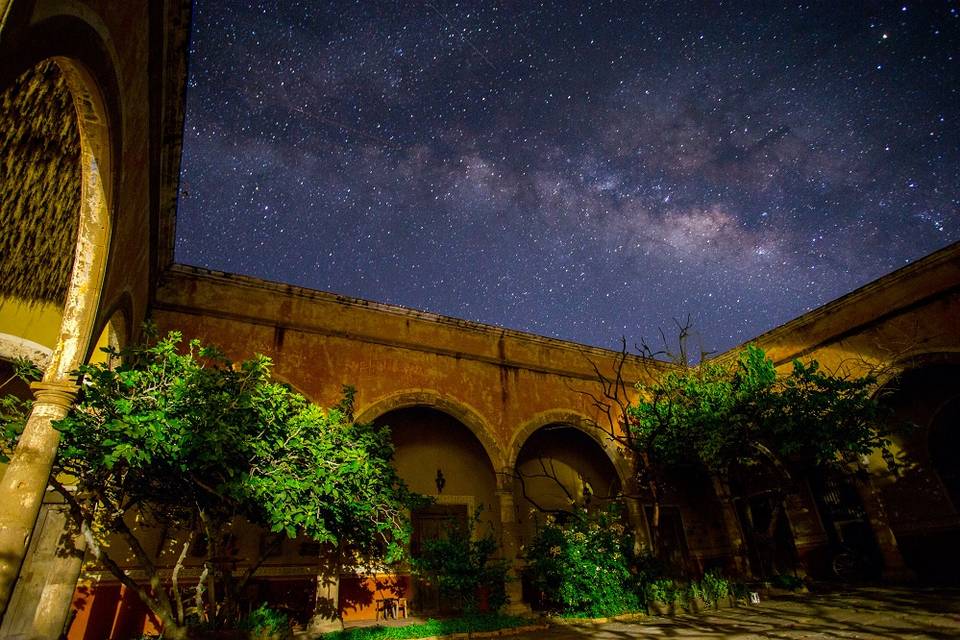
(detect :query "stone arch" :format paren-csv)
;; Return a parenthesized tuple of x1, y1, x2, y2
(41, 56, 114, 380)
(875, 351, 960, 444)
(870, 354, 960, 583)
(0, 12, 120, 620)
(87, 291, 133, 359)
(0, 333, 52, 370)
(355, 389, 503, 471)
(871, 349, 960, 391)
(506, 409, 630, 486)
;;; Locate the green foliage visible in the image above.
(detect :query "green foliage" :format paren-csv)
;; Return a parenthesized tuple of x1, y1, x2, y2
(319, 614, 530, 640)
(642, 572, 731, 609)
(699, 569, 731, 604)
(240, 604, 291, 638)
(770, 573, 804, 591)
(524, 507, 639, 617)
(0, 356, 42, 463)
(628, 345, 889, 477)
(45, 332, 420, 632)
(642, 578, 679, 605)
(411, 509, 509, 613)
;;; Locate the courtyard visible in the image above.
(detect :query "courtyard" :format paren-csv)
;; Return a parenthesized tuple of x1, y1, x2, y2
(509, 586, 960, 640)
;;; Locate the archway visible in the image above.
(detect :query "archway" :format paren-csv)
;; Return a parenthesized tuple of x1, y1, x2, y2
(930, 396, 960, 510)
(511, 422, 624, 608)
(342, 405, 500, 619)
(0, 52, 114, 628)
(513, 424, 623, 525)
(356, 390, 503, 471)
(876, 361, 960, 583)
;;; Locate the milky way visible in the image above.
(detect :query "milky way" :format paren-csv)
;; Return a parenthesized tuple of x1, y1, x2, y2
(177, 1, 960, 354)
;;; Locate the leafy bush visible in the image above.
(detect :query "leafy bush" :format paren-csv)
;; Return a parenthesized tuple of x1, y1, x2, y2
(0, 356, 41, 463)
(411, 510, 509, 613)
(700, 569, 731, 604)
(240, 604, 290, 639)
(524, 507, 639, 617)
(643, 578, 679, 606)
(770, 573, 805, 591)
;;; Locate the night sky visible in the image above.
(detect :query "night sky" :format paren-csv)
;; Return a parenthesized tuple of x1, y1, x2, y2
(177, 2, 960, 354)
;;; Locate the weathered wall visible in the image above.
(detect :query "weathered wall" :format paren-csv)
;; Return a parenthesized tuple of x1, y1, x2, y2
(0, 1, 190, 634)
(717, 241, 960, 579)
(719, 242, 960, 377)
(153, 265, 666, 477)
(0, 0, 187, 347)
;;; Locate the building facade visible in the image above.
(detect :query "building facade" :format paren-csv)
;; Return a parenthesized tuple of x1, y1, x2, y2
(0, 2, 957, 638)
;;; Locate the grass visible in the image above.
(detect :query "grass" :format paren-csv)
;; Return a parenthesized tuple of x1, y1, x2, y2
(319, 613, 532, 639)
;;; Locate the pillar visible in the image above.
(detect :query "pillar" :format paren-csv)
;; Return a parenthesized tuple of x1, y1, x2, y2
(496, 472, 529, 614)
(624, 493, 650, 556)
(852, 473, 915, 582)
(710, 476, 750, 577)
(781, 489, 823, 578)
(0, 499, 86, 639)
(0, 382, 77, 624)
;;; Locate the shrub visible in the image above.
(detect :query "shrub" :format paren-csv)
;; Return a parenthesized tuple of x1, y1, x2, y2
(240, 604, 291, 639)
(524, 506, 639, 617)
(411, 510, 510, 613)
(770, 573, 804, 591)
(700, 570, 730, 604)
(643, 578, 679, 606)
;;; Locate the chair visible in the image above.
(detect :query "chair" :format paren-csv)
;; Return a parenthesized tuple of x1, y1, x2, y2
(375, 597, 396, 620)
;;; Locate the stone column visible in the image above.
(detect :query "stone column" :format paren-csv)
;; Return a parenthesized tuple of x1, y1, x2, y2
(781, 489, 823, 578)
(624, 496, 650, 556)
(710, 476, 750, 577)
(0, 381, 77, 623)
(0, 499, 86, 639)
(852, 474, 915, 582)
(496, 473, 529, 614)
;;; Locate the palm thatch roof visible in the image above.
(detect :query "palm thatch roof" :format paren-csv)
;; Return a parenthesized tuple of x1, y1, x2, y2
(0, 60, 80, 306)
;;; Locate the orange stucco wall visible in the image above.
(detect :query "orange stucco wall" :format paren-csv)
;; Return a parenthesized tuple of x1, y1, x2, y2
(152, 265, 664, 478)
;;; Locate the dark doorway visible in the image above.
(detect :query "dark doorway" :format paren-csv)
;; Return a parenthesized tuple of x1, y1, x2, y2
(410, 504, 469, 614)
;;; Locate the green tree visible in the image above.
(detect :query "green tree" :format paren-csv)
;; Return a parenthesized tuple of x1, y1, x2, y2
(411, 509, 509, 614)
(630, 345, 888, 478)
(586, 322, 890, 566)
(0, 356, 42, 462)
(627, 344, 891, 546)
(19, 332, 419, 639)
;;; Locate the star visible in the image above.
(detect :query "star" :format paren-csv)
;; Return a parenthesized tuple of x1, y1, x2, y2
(176, 1, 960, 354)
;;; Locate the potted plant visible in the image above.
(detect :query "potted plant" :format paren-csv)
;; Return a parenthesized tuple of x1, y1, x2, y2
(701, 571, 732, 609)
(644, 578, 677, 616)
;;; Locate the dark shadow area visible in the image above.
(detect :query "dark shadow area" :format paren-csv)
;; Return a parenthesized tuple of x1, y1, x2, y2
(503, 586, 960, 640)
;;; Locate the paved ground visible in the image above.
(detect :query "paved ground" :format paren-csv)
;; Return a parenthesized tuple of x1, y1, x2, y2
(511, 586, 960, 639)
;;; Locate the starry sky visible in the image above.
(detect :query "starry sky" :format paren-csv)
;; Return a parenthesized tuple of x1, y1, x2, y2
(177, 1, 960, 354)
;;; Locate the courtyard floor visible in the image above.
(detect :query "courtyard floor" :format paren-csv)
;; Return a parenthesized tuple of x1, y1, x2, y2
(512, 585, 960, 639)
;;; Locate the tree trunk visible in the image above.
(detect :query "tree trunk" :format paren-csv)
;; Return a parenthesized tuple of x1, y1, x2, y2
(637, 452, 663, 559)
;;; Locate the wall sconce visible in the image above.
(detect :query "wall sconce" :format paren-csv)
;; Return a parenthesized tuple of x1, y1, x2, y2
(435, 468, 446, 494)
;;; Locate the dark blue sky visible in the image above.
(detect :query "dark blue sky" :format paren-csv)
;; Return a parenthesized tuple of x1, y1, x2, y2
(177, 1, 959, 353)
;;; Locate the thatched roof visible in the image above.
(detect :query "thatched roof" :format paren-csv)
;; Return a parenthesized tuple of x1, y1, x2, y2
(0, 60, 80, 306)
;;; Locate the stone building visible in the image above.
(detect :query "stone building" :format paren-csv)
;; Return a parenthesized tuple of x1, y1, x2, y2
(0, 2, 957, 638)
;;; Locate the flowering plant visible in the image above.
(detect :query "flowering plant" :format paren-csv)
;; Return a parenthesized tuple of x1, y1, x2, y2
(524, 506, 639, 616)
